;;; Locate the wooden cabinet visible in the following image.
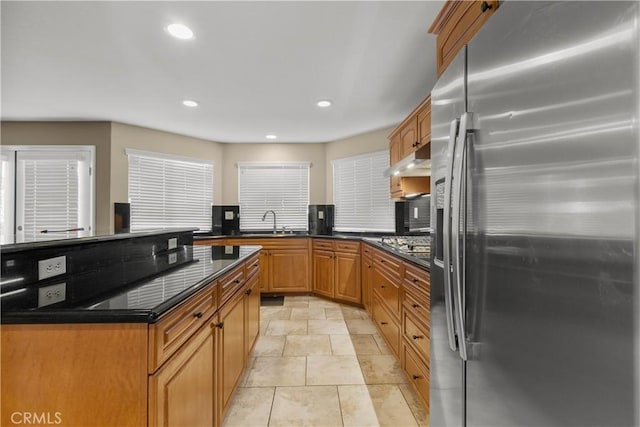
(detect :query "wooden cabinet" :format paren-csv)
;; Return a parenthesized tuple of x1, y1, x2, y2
(400, 119, 418, 158)
(312, 239, 361, 304)
(217, 289, 245, 422)
(372, 293, 401, 357)
(361, 243, 374, 313)
(224, 238, 311, 293)
(149, 316, 216, 427)
(417, 99, 431, 147)
(244, 272, 260, 358)
(428, 0, 499, 76)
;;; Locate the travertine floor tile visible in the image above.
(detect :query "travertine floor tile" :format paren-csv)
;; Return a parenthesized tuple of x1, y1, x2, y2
(306, 355, 365, 385)
(222, 387, 275, 427)
(283, 335, 332, 356)
(269, 386, 342, 427)
(399, 383, 430, 427)
(308, 319, 349, 335)
(308, 297, 342, 308)
(358, 354, 407, 384)
(330, 335, 356, 355)
(372, 333, 392, 355)
(339, 385, 418, 427)
(259, 320, 269, 336)
(260, 307, 292, 320)
(350, 335, 382, 355)
(252, 335, 286, 357)
(244, 356, 306, 387)
(346, 318, 378, 334)
(340, 305, 369, 319)
(324, 307, 345, 319)
(265, 320, 307, 336)
(290, 307, 326, 320)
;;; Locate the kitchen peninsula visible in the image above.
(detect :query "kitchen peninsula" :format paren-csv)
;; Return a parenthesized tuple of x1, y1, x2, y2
(1, 229, 261, 427)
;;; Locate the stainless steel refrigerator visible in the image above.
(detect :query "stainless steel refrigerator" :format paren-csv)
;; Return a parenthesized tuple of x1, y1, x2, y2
(429, 2, 639, 426)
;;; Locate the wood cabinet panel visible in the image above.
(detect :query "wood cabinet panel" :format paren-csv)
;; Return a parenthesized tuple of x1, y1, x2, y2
(245, 254, 260, 280)
(404, 262, 431, 302)
(361, 249, 373, 314)
(372, 294, 400, 357)
(149, 320, 215, 427)
(244, 273, 261, 359)
(335, 252, 361, 304)
(313, 239, 334, 251)
(218, 292, 245, 421)
(149, 284, 217, 372)
(403, 289, 430, 327)
(269, 249, 310, 292)
(259, 251, 270, 292)
(372, 268, 401, 319)
(402, 310, 430, 366)
(220, 264, 246, 306)
(417, 98, 431, 148)
(313, 249, 335, 298)
(373, 249, 403, 283)
(402, 343, 430, 413)
(335, 240, 360, 254)
(400, 119, 419, 159)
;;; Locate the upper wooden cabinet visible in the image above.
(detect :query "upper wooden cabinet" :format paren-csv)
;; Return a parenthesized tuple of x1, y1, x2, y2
(428, 0, 499, 76)
(390, 95, 431, 162)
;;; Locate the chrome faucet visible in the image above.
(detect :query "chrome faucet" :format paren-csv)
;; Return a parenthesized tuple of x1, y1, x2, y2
(261, 210, 277, 233)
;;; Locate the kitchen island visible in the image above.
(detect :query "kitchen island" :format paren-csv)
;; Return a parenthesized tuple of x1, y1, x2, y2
(1, 237, 261, 427)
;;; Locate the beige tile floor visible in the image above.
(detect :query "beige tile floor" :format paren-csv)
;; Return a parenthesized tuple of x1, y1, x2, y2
(222, 295, 429, 427)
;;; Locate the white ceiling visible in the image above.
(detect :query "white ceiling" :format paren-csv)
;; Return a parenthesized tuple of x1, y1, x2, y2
(1, 1, 442, 143)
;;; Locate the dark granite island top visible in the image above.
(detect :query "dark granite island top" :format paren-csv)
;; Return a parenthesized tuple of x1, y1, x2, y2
(1, 245, 261, 324)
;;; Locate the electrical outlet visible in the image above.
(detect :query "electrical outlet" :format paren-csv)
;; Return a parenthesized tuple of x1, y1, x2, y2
(318, 211, 324, 220)
(169, 253, 177, 264)
(38, 256, 67, 280)
(168, 238, 178, 250)
(414, 207, 419, 219)
(38, 282, 66, 307)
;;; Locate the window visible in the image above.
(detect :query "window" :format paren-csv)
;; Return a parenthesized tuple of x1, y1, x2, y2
(0, 146, 95, 244)
(127, 149, 213, 232)
(238, 162, 309, 231)
(332, 150, 394, 232)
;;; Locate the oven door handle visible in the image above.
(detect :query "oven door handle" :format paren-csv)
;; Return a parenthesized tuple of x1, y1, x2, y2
(443, 117, 459, 352)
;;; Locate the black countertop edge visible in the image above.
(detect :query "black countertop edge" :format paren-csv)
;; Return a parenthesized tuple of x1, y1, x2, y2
(361, 238, 430, 271)
(194, 233, 430, 270)
(0, 246, 262, 325)
(1, 228, 199, 253)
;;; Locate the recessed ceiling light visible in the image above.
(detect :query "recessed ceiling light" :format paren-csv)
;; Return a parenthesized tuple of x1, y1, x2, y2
(316, 100, 332, 108)
(407, 162, 415, 169)
(265, 134, 277, 140)
(182, 99, 198, 107)
(167, 23, 194, 40)
(393, 171, 400, 176)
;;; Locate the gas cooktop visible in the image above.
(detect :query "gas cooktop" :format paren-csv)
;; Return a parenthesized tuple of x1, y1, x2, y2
(380, 236, 431, 259)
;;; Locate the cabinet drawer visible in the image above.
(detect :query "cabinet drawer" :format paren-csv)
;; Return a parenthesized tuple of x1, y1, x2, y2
(403, 263, 430, 301)
(402, 310, 429, 365)
(313, 239, 334, 251)
(402, 343, 430, 411)
(403, 289, 429, 324)
(373, 250, 402, 282)
(335, 240, 360, 254)
(220, 265, 246, 306)
(245, 254, 260, 279)
(362, 244, 373, 258)
(372, 268, 401, 318)
(149, 284, 217, 372)
(373, 295, 400, 357)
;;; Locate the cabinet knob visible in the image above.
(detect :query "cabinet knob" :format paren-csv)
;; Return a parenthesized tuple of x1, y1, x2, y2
(193, 312, 203, 319)
(380, 285, 386, 289)
(215, 322, 224, 329)
(412, 335, 422, 340)
(480, 1, 492, 12)
(412, 278, 419, 283)
(245, 289, 252, 296)
(412, 303, 420, 309)
(234, 279, 241, 284)
(412, 374, 421, 380)
(253, 263, 259, 267)
(381, 321, 388, 325)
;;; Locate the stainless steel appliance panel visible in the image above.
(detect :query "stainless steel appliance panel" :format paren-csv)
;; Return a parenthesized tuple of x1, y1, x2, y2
(430, 48, 467, 427)
(464, 2, 638, 426)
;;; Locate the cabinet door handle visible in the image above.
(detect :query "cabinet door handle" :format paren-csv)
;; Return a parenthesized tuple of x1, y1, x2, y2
(480, 1, 492, 12)
(234, 279, 241, 284)
(380, 321, 388, 325)
(380, 285, 386, 289)
(253, 263, 259, 267)
(412, 374, 421, 380)
(245, 289, 252, 296)
(380, 259, 385, 263)
(193, 312, 203, 319)
(215, 322, 224, 329)
(412, 335, 423, 340)
(412, 303, 420, 309)
(412, 278, 419, 283)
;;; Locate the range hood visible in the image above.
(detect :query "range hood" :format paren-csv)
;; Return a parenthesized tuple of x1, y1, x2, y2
(383, 145, 431, 177)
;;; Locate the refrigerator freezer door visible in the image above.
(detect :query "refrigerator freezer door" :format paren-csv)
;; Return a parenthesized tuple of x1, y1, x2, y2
(430, 48, 467, 427)
(465, 1, 638, 426)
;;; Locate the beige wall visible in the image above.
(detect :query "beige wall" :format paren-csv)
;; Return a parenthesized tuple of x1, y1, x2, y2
(110, 123, 224, 215)
(325, 126, 394, 203)
(0, 121, 112, 234)
(221, 143, 326, 205)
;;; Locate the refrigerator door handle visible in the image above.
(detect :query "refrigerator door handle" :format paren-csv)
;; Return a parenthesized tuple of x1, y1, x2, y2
(451, 112, 471, 361)
(443, 117, 460, 352)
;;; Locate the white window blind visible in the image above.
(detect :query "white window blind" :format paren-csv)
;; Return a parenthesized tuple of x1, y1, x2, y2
(15, 150, 93, 243)
(332, 150, 394, 232)
(238, 162, 309, 231)
(127, 149, 213, 232)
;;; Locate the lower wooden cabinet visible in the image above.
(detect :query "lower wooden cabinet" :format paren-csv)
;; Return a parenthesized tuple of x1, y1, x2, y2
(149, 316, 216, 427)
(244, 272, 260, 358)
(218, 290, 246, 422)
(269, 249, 311, 292)
(312, 240, 361, 304)
(372, 293, 401, 357)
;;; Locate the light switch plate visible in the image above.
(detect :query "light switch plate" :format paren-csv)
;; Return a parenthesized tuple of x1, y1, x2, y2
(414, 207, 419, 219)
(169, 253, 177, 264)
(38, 282, 66, 307)
(225, 211, 235, 220)
(318, 211, 324, 220)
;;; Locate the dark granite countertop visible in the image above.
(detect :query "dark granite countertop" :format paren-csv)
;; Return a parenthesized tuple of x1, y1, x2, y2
(1, 245, 261, 325)
(193, 233, 430, 270)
